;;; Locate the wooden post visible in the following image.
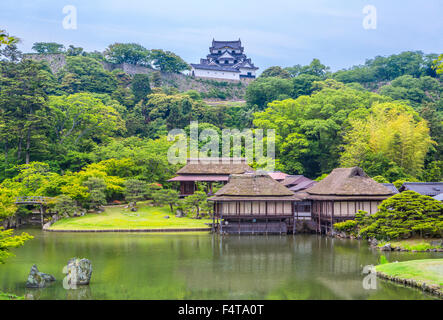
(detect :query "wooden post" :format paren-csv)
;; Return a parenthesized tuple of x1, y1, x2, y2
(220, 203, 223, 234)
(40, 204, 44, 227)
(212, 202, 215, 233)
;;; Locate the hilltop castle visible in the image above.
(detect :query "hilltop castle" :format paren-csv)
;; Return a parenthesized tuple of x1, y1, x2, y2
(190, 39, 258, 81)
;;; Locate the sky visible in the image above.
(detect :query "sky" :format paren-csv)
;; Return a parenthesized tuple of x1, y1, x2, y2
(1, 0, 442, 72)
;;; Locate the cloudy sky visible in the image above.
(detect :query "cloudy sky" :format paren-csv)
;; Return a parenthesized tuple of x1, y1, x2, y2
(1, 0, 442, 71)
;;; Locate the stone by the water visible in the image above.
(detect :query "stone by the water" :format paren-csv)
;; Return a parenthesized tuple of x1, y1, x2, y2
(26, 264, 56, 288)
(66, 258, 93, 285)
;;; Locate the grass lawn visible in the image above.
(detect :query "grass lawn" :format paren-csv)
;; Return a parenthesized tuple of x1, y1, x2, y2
(378, 238, 443, 251)
(376, 259, 443, 288)
(0, 292, 23, 300)
(49, 203, 212, 230)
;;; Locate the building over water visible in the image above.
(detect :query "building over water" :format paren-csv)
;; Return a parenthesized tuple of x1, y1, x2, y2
(190, 39, 258, 81)
(167, 158, 252, 197)
(209, 172, 299, 234)
(302, 167, 395, 234)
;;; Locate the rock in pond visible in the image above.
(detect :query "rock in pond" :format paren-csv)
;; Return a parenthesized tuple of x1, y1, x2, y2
(26, 264, 56, 288)
(380, 243, 392, 251)
(66, 258, 93, 285)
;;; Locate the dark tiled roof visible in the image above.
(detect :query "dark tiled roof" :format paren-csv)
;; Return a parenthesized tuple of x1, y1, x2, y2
(211, 40, 242, 49)
(289, 180, 317, 192)
(191, 63, 240, 73)
(399, 182, 443, 196)
(382, 183, 399, 194)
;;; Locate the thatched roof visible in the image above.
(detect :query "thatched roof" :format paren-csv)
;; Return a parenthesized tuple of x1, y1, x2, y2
(209, 172, 298, 201)
(177, 158, 252, 175)
(306, 167, 394, 199)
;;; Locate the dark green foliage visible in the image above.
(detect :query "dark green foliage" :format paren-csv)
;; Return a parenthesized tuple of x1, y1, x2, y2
(105, 43, 150, 66)
(334, 191, 443, 240)
(83, 177, 107, 209)
(58, 56, 117, 94)
(124, 179, 147, 205)
(150, 49, 189, 73)
(131, 74, 152, 103)
(32, 42, 64, 54)
(260, 66, 291, 79)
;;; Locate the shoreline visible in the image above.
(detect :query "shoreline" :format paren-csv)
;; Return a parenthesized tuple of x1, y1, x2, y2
(376, 270, 443, 299)
(44, 227, 212, 233)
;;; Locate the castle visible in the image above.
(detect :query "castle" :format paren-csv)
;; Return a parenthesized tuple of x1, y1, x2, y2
(190, 39, 258, 81)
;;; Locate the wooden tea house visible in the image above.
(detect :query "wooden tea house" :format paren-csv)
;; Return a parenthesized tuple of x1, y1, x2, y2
(168, 158, 252, 196)
(209, 172, 299, 234)
(303, 167, 395, 234)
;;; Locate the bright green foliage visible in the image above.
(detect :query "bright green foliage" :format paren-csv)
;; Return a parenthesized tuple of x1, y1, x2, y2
(372, 175, 389, 183)
(340, 102, 434, 178)
(0, 227, 33, 264)
(334, 191, 443, 240)
(253, 84, 389, 176)
(47, 93, 125, 148)
(434, 54, 443, 75)
(333, 220, 357, 233)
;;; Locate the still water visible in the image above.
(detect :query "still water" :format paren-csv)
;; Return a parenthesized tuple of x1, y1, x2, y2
(0, 228, 441, 300)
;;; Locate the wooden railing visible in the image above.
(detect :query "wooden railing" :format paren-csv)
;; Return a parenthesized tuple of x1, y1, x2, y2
(15, 196, 53, 204)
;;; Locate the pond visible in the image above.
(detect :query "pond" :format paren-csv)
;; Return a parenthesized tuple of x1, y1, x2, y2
(0, 228, 441, 300)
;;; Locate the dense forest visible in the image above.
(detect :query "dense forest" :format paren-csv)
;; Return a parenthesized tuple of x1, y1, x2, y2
(0, 29, 442, 224)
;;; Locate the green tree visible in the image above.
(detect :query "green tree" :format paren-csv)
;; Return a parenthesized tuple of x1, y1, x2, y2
(150, 49, 189, 73)
(32, 42, 65, 54)
(245, 77, 293, 110)
(340, 102, 434, 178)
(83, 177, 107, 210)
(131, 74, 152, 103)
(54, 194, 77, 217)
(58, 56, 117, 94)
(0, 59, 50, 165)
(151, 189, 179, 213)
(183, 191, 207, 218)
(104, 43, 150, 66)
(0, 228, 33, 264)
(259, 66, 291, 79)
(124, 179, 147, 206)
(335, 191, 443, 240)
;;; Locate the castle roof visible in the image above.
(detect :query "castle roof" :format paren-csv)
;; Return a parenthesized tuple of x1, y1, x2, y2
(211, 39, 242, 50)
